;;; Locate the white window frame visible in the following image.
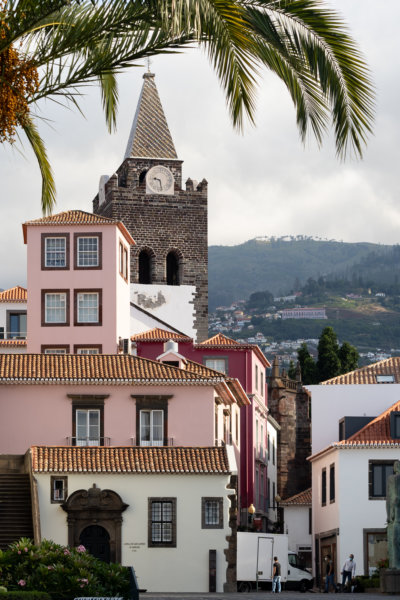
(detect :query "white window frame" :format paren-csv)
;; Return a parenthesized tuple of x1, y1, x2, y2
(76, 409, 100, 446)
(44, 348, 67, 354)
(77, 292, 99, 323)
(77, 236, 99, 267)
(45, 237, 67, 268)
(140, 409, 164, 446)
(76, 347, 100, 355)
(45, 293, 67, 323)
(204, 357, 228, 374)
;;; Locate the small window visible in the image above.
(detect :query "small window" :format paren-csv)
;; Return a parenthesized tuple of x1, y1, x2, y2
(309, 507, 312, 535)
(255, 364, 258, 391)
(43, 348, 68, 354)
(272, 439, 275, 465)
(260, 371, 264, 397)
(51, 476, 68, 503)
(272, 481, 276, 508)
(204, 357, 228, 374)
(322, 468, 327, 506)
(75, 290, 101, 325)
(138, 249, 152, 284)
(44, 292, 68, 324)
(119, 242, 129, 281)
(42, 234, 69, 270)
(268, 434, 270, 461)
(202, 497, 223, 529)
(148, 498, 176, 547)
(8, 311, 27, 339)
(376, 374, 395, 383)
(76, 236, 100, 268)
(166, 251, 180, 285)
(329, 463, 335, 503)
(369, 461, 394, 498)
(75, 408, 101, 446)
(390, 412, 400, 439)
(267, 477, 271, 509)
(75, 347, 101, 355)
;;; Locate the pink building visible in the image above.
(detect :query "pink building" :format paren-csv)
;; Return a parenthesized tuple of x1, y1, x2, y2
(24, 210, 134, 354)
(132, 329, 271, 529)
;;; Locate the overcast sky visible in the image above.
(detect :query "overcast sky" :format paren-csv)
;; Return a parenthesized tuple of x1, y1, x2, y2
(1, 0, 399, 290)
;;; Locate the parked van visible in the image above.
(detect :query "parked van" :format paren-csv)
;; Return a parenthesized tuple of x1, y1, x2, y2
(237, 532, 314, 592)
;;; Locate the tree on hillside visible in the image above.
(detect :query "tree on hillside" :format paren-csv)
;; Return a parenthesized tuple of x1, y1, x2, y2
(247, 290, 274, 310)
(0, 0, 375, 214)
(317, 326, 341, 382)
(297, 326, 359, 384)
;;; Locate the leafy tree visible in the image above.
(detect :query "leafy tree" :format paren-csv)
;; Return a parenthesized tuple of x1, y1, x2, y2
(288, 359, 297, 380)
(297, 342, 318, 385)
(338, 341, 359, 373)
(317, 326, 341, 382)
(0, 0, 375, 214)
(247, 290, 274, 310)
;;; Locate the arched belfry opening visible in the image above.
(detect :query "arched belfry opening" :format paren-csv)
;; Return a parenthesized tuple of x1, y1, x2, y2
(138, 248, 153, 284)
(62, 485, 128, 563)
(139, 169, 148, 185)
(166, 250, 181, 285)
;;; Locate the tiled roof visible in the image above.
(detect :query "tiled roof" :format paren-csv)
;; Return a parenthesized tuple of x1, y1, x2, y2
(321, 357, 400, 385)
(22, 210, 135, 246)
(335, 399, 400, 446)
(198, 333, 270, 368)
(31, 446, 230, 474)
(0, 286, 27, 303)
(131, 327, 192, 343)
(124, 73, 178, 160)
(281, 488, 312, 506)
(0, 354, 225, 385)
(0, 340, 27, 347)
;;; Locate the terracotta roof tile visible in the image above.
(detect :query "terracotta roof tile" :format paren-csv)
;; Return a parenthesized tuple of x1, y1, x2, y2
(335, 399, 400, 445)
(31, 446, 230, 474)
(0, 354, 225, 384)
(131, 328, 192, 342)
(0, 286, 27, 303)
(322, 357, 400, 385)
(281, 487, 312, 506)
(198, 333, 270, 368)
(22, 210, 135, 246)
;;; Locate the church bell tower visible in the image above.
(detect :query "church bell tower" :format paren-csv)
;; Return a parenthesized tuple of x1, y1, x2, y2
(93, 72, 208, 342)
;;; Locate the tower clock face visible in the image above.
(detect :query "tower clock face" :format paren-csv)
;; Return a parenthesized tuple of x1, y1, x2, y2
(146, 165, 175, 195)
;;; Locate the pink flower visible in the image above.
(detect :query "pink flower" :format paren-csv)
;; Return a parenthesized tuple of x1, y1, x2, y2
(17, 551, 21, 555)
(24, 547, 28, 552)
(76, 545, 86, 553)
(63, 549, 70, 556)
(47, 566, 53, 570)
(18, 580, 26, 587)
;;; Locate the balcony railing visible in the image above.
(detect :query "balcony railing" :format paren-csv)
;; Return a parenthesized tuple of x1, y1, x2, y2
(0, 329, 27, 340)
(255, 446, 268, 463)
(130, 437, 175, 447)
(66, 437, 110, 446)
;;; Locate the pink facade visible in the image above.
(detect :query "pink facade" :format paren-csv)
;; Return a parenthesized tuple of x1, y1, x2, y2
(0, 382, 221, 455)
(24, 213, 133, 354)
(134, 333, 270, 528)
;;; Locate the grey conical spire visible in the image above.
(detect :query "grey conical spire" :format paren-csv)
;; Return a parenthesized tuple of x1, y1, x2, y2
(124, 72, 178, 160)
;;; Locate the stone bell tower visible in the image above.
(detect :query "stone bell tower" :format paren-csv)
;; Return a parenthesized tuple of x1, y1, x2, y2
(93, 72, 208, 342)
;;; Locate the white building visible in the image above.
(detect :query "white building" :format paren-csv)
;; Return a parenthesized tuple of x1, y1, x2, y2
(266, 414, 280, 527)
(0, 286, 27, 354)
(281, 488, 312, 570)
(309, 398, 400, 585)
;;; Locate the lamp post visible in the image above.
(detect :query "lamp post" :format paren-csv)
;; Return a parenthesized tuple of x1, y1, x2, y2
(248, 503, 256, 530)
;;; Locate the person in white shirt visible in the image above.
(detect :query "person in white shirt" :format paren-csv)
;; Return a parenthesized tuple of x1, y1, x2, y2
(341, 554, 356, 590)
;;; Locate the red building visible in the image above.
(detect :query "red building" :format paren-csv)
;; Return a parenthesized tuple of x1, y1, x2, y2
(132, 328, 271, 529)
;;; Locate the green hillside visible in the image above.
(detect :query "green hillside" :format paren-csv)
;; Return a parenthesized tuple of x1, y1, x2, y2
(208, 237, 393, 309)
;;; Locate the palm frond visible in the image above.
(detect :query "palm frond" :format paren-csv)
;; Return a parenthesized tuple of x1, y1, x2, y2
(22, 117, 56, 215)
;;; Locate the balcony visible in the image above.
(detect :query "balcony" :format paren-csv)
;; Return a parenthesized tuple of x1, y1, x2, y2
(66, 437, 111, 446)
(0, 328, 27, 340)
(130, 437, 175, 447)
(255, 446, 268, 463)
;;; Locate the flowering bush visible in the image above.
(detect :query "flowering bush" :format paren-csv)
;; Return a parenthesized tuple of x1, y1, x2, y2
(0, 539, 130, 598)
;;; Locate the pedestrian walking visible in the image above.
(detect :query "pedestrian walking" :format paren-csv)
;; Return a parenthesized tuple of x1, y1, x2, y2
(272, 556, 281, 593)
(341, 554, 356, 592)
(324, 554, 337, 593)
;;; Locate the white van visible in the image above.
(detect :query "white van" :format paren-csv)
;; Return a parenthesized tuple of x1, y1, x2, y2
(237, 532, 314, 592)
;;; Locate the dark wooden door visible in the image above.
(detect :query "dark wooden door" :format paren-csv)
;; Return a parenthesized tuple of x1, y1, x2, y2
(80, 525, 110, 563)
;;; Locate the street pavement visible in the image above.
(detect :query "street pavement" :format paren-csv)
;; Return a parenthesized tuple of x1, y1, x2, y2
(141, 593, 384, 599)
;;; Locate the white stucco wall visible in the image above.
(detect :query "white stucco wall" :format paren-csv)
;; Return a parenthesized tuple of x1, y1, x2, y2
(267, 419, 278, 523)
(131, 284, 196, 339)
(284, 505, 311, 553)
(35, 471, 234, 592)
(312, 446, 400, 576)
(307, 384, 400, 454)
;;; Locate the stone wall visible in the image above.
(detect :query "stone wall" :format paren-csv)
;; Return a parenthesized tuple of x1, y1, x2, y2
(93, 157, 209, 342)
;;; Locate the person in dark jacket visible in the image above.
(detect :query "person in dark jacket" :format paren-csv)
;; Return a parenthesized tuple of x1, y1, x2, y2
(272, 556, 281, 593)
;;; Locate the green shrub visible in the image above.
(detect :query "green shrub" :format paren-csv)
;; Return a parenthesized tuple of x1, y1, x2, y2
(0, 593, 51, 600)
(0, 539, 129, 598)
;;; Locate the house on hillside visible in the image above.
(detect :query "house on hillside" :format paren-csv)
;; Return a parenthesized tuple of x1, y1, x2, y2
(132, 329, 272, 531)
(309, 400, 400, 584)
